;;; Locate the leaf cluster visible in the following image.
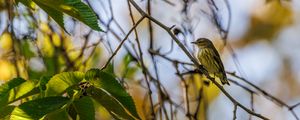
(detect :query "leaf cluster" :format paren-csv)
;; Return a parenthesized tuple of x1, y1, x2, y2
(0, 69, 141, 120)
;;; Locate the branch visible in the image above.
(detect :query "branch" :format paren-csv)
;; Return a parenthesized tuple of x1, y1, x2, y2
(127, 1, 156, 118)
(128, 0, 269, 119)
(227, 72, 300, 120)
(101, 16, 146, 70)
(233, 104, 237, 120)
(174, 63, 192, 119)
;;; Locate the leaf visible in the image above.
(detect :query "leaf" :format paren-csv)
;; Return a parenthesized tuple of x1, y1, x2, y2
(33, 1, 65, 31)
(85, 69, 140, 119)
(126, 66, 139, 80)
(20, 40, 36, 58)
(17, 0, 101, 31)
(17, 0, 102, 31)
(45, 72, 84, 96)
(237, 1, 293, 47)
(14, 80, 37, 100)
(39, 76, 51, 92)
(16, 0, 101, 31)
(103, 63, 115, 75)
(44, 57, 58, 76)
(123, 54, 134, 67)
(38, 76, 52, 97)
(68, 103, 78, 120)
(0, 60, 16, 81)
(72, 96, 95, 120)
(0, 32, 13, 51)
(0, 78, 40, 110)
(87, 87, 136, 120)
(10, 97, 70, 120)
(121, 54, 139, 79)
(0, 105, 15, 119)
(0, 78, 26, 108)
(45, 107, 69, 120)
(28, 68, 46, 80)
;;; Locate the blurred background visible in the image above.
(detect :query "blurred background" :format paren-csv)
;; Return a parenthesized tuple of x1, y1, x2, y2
(1, 0, 300, 119)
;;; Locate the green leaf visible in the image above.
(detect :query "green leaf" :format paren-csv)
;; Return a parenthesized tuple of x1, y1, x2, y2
(0, 105, 15, 119)
(14, 80, 37, 100)
(20, 40, 36, 58)
(44, 57, 58, 76)
(39, 76, 51, 92)
(121, 54, 139, 79)
(87, 87, 135, 120)
(103, 63, 115, 75)
(17, 0, 102, 31)
(73, 96, 95, 120)
(85, 69, 140, 119)
(0, 78, 38, 109)
(10, 97, 70, 120)
(38, 0, 101, 31)
(33, 1, 65, 31)
(123, 54, 134, 67)
(45, 72, 84, 96)
(45, 107, 69, 120)
(68, 103, 78, 120)
(28, 68, 46, 80)
(38, 76, 51, 97)
(0, 78, 26, 108)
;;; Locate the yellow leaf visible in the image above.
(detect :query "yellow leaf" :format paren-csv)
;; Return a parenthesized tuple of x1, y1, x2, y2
(194, 74, 221, 103)
(40, 34, 54, 57)
(17, 59, 28, 79)
(52, 33, 61, 47)
(40, 22, 51, 34)
(68, 50, 80, 61)
(192, 74, 222, 120)
(237, 1, 293, 47)
(0, 32, 13, 51)
(0, 60, 17, 81)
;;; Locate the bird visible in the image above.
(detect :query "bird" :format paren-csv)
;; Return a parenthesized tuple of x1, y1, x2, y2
(191, 38, 230, 85)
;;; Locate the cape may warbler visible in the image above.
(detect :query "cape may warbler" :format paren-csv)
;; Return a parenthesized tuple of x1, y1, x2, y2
(192, 38, 229, 85)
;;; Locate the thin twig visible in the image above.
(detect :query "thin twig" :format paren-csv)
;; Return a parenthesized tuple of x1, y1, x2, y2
(193, 87, 204, 119)
(233, 104, 238, 120)
(127, 1, 156, 118)
(101, 16, 146, 70)
(291, 102, 300, 109)
(175, 63, 192, 119)
(249, 93, 254, 120)
(227, 71, 299, 120)
(146, 0, 170, 119)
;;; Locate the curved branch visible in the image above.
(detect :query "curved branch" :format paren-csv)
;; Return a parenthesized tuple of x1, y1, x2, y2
(128, 0, 269, 119)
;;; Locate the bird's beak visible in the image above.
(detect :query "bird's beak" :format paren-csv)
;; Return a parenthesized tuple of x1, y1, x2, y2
(191, 41, 197, 44)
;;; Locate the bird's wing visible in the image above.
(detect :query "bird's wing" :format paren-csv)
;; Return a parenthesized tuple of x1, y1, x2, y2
(211, 47, 226, 73)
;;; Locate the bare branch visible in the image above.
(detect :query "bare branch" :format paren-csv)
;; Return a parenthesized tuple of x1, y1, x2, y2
(101, 16, 146, 70)
(128, 0, 270, 119)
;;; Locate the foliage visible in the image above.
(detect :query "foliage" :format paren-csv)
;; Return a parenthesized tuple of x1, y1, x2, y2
(0, 69, 140, 120)
(16, 0, 102, 32)
(236, 1, 293, 47)
(0, 1, 141, 119)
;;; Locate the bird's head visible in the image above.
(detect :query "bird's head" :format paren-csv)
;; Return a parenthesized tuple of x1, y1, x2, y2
(191, 38, 213, 48)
